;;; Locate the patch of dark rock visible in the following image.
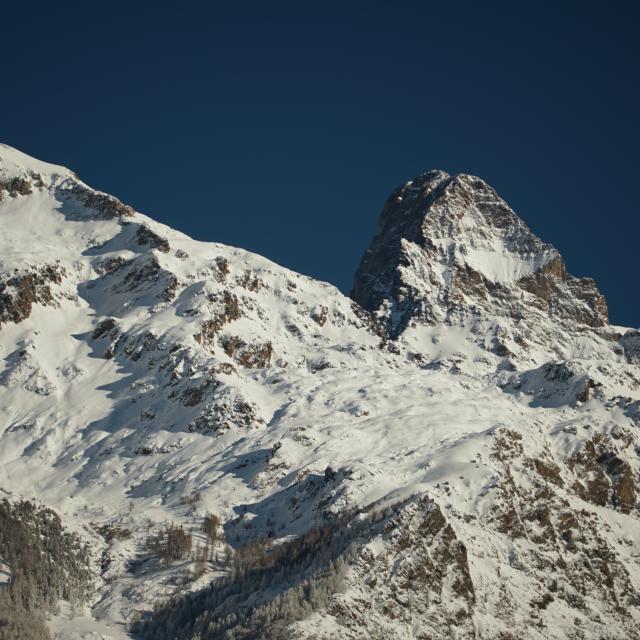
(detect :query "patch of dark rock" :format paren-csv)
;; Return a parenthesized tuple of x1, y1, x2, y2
(214, 256, 229, 280)
(69, 184, 135, 219)
(92, 317, 118, 339)
(220, 335, 272, 368)
(236, 270, 262, 291)
(0, 176, 32, 198)
(193, 292, 240, 346)
(136, 224, 170, 253)
(324, 466, 337, 482)
(531, 457, 564, 487)
(310, 305, 328, 326)
(0, 263, 66, 327)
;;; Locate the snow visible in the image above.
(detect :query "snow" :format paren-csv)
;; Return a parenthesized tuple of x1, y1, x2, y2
(0, 144, 639, 639)
(426, 213, 559, 285)
(0, 561, 9, 587)
(49, 603, 131, 640)
(462, 244, 556, 283)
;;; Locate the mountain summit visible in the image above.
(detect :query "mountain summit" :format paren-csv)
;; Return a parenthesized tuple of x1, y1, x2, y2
(1, 145, 639, 640)
(353, 170, 607, 327)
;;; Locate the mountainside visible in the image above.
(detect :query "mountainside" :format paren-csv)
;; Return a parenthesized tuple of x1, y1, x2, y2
(1, 144, 639, 640)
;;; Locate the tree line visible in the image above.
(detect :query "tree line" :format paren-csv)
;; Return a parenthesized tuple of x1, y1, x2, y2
(133, 502, 400, 639)
(0, 497, 94, 640)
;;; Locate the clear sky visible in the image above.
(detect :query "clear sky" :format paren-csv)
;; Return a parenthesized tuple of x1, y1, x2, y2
(3, 2, 638, 326)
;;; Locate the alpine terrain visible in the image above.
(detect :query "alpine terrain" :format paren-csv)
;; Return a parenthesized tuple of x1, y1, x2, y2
(0, 144, 639, 640)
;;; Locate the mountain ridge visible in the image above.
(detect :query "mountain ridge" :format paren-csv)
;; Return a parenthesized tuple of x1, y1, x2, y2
(1, 144, 639, 640)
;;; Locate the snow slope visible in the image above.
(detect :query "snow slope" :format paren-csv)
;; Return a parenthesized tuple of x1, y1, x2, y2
(1, 145, 639, 639)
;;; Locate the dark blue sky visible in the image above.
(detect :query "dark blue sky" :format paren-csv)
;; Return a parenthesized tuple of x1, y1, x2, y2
(3, 2, 638, 326)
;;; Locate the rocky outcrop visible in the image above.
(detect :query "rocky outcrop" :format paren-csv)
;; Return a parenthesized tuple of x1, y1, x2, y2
(187, 394, 264, 434)
(0, 264, 66, 327)
(0, 176, 32, 200)
(193, 291, 241, 348)
(220, 335, 272, 368)
(502, 361, 602, 408)
(483, 427, 640, 637)
(352, 171, 609, 344)
(112, 254, 178, 302)
(346, 497, 476, 638)
(568, 434, 637, 514)
(136, 224, 171, 253)
(66, 183, 135, 219)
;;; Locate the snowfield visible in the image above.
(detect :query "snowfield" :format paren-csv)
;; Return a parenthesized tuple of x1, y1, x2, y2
(1, 144, 639, 639)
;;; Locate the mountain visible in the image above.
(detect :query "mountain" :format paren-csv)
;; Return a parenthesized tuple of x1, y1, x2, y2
(0, 144, 639, 640)
(353, 171, 610, 356)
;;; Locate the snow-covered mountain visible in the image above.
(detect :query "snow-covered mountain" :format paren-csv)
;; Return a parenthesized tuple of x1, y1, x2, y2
(1, 144, 639, 639)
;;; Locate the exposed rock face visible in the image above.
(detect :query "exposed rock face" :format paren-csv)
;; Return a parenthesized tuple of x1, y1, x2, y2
(186, 393, 264, 434)
(0, 264, 66, 327)
(111, 253, 178, 301)
(220, 335, 273, 368)
(193, 291, 241, 347)
(67, 183, 135, 219)
(568, 433, 638, 513)
(352, 171, 609, 341)
(483, 428, 640, 638)
(136, 224, 171, 253)
(0, 176, 33, 199)
(338, 497, 477, 639)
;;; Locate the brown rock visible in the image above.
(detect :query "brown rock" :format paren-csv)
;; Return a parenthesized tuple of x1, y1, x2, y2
(0, 264, 66, 327)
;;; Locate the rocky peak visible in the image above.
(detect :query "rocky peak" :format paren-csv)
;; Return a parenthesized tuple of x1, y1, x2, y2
(352, 171, 608, 339)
